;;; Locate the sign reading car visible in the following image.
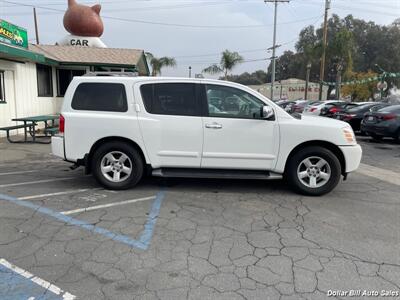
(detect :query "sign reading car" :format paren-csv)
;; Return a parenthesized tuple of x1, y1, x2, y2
(0, 19, 28, 49)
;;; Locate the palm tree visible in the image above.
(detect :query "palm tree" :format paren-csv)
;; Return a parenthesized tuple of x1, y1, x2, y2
(203, 50, 244, 80)
(145, 52, 177, 76)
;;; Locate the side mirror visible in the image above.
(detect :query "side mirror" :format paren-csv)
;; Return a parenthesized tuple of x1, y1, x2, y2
(261, 105, 275, 120)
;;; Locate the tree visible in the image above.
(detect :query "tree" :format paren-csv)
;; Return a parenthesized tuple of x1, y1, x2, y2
(341, 71, 378, 101)
(224, 70, 268, 85)
(270, 14, 400, 90)
(145, 52, 177, 76)
(203, 50, 244, 80)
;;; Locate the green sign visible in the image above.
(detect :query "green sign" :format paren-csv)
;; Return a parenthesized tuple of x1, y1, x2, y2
(0, 19, 28, 49)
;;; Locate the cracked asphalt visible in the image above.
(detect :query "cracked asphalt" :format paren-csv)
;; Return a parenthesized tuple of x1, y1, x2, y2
(0, 136, 399, 300)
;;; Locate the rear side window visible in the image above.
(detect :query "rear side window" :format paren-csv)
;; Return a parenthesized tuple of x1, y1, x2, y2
(71, 83, 128, 112)
(140, 83, 199, 116)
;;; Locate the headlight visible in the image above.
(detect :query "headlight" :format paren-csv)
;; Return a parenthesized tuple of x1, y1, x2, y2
(343, 127, 355, 143)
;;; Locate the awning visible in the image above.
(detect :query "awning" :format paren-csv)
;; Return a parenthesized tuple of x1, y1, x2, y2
(0, 43, 46, 63)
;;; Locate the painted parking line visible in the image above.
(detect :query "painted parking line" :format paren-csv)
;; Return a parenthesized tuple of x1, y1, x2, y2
(0, 258, 75, 300)
(0, 191, 166, 250)
(0, 159, 64, 168)
(60, 196, 156, 215)
(0, 177, 77, 188)
(19, 188, 103, 200)
(357, 163, 400, 186)
(0, 170, 40, 176)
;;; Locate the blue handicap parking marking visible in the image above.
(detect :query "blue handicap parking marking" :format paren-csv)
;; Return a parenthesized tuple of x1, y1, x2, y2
(0, 260, 73, 300)
(0, 190, 165, 251)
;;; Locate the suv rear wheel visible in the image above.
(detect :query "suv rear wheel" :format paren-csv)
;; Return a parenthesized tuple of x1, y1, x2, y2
(286, 146, 341, 196)
(92, 142, 143, 190)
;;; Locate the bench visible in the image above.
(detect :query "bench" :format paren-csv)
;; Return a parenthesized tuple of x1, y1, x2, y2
(0, 124, 33, 143)
(44, 127, 59, 136)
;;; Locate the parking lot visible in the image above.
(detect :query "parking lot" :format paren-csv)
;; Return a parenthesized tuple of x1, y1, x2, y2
(0, 137, 399, 300)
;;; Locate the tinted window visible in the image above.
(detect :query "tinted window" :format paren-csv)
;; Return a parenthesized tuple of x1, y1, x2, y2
(140, 83, 198, 116)
(37, 64, 53, 97)
(57, 69, 85, 97)
(206, 84, 265, 119)
(72, 83, 127, 112)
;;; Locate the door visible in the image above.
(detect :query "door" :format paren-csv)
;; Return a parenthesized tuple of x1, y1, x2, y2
(201, 84, 279, 170)
(0, 70, 17, 136)
(137, 82, 203, 168)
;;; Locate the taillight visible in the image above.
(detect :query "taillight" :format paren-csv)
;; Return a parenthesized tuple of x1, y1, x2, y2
(310, 107, 317, 112)
(382, 114, 396, 120)
(59, 114, 65, 133)
(329, 107, 339, 113)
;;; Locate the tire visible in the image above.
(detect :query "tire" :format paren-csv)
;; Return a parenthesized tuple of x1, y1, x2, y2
(285, 146, 342, 196)
(371, 134, 383, 141)
(91, 142, 144, 190)
(395, 129, 400, 143)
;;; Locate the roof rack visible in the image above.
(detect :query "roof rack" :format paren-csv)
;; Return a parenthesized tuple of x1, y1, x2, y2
(83, 72, 139, 77)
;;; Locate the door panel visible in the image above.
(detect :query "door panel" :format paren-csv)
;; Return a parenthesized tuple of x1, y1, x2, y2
(137, 82, 203, 168)
(201, 84, 279, 170)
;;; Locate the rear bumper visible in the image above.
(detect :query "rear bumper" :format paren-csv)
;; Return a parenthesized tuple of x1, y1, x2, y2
(339, 144, 362, 173)
(51, 136, 65, 159)
(361, 122, 398, 137)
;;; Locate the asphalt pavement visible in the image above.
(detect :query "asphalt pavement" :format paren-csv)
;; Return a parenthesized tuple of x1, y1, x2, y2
(0, 136, 399, 300)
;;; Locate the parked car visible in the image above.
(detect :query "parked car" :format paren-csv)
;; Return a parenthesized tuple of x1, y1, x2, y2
(320, 102, 359, 118)
(361, 105, 400, 141)
(288, 100, 320, 114)
(335, 103, 390, 132)
(52, 75, 362, 196)
(303, 100, 343, 116)
(277, 100, 296, 111)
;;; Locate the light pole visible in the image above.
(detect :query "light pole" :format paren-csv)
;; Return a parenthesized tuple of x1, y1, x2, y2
(188, 66, 192, 78)
(375, 63, 387, 100)
(305, 63, 312, 100)
(335, 63, 343, 99)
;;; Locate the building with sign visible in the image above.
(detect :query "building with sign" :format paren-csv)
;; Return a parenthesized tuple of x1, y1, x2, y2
(0, 18, 149, 137)
(249, 78, 329, 101)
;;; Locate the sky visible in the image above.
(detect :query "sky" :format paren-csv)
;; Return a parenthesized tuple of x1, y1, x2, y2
(0, 0, 399, 77)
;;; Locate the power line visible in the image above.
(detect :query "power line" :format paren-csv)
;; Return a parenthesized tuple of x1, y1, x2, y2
(0, 0, 322, 29)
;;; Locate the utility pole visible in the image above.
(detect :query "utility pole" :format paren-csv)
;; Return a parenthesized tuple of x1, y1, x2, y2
(33, 7, 40, 44)
(265, 0, 289, 100)
(318, 0, 330, 100)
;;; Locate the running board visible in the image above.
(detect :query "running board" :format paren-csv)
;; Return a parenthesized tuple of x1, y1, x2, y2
(152, 168, 282, 180)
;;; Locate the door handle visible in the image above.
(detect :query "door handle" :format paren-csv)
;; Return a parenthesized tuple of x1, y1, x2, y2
(205, 122, 223, 129)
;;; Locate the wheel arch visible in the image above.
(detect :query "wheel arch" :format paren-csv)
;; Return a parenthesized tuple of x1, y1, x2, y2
(84, 136, 149, 175)
(284, 140, 346, 176)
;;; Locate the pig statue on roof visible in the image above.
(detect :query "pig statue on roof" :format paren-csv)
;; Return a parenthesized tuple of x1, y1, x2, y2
(58, 0, 107, 48)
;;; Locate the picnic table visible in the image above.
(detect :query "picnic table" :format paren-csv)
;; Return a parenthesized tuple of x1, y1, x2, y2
(1, 114, 59, 143)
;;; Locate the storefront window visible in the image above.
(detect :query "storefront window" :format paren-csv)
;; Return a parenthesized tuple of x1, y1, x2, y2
(0, 71, 5, 103)
(37, 64, 53, 97)
(56, 68, 86, 97)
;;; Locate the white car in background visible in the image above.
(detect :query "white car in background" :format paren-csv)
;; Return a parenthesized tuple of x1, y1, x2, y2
(303, 100, 345, 116)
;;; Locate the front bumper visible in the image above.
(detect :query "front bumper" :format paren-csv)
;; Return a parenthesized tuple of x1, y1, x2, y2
(51, 136, 65, 159)
(339, 144, 362, 173)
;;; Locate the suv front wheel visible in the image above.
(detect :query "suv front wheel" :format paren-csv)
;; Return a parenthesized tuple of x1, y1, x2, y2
(286, 146, 341, 196)
(92, 142, 144, 190)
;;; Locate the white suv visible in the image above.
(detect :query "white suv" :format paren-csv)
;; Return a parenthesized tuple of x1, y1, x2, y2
(52, 75, 362, 196)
